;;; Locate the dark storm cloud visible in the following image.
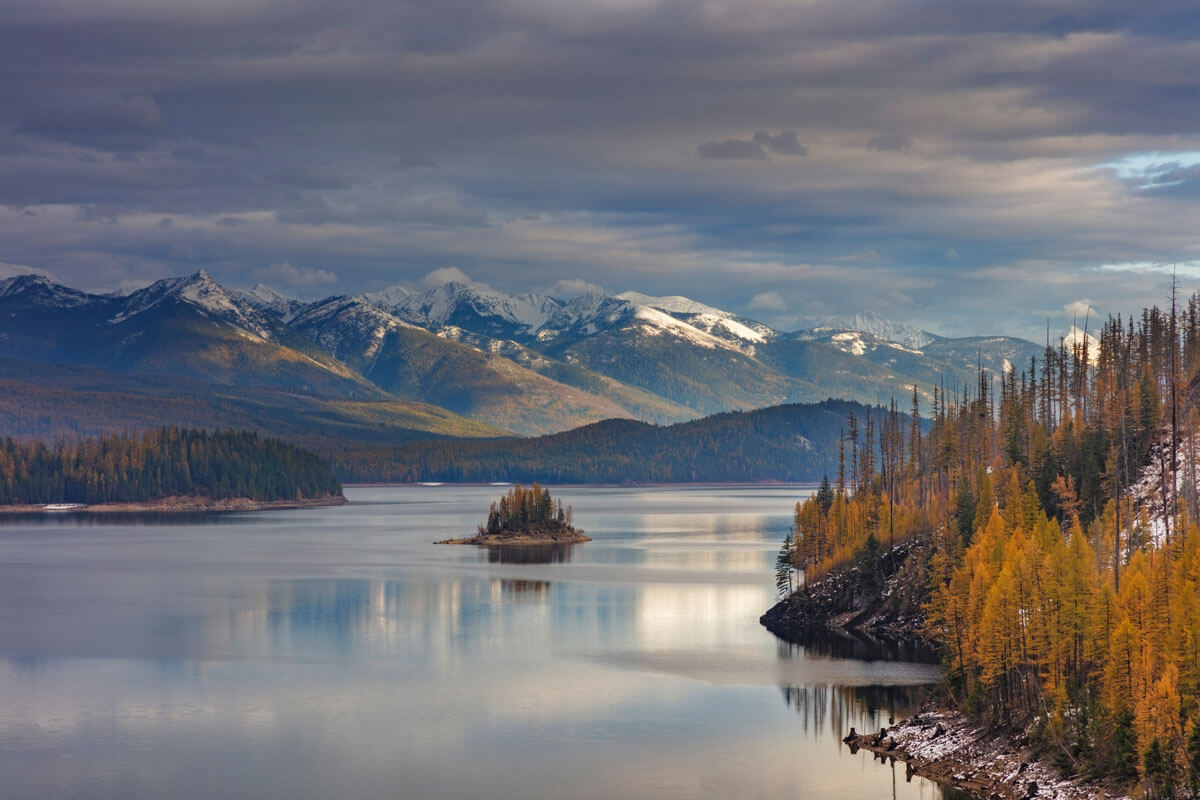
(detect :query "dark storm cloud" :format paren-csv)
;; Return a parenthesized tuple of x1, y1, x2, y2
(753, 131, 807, 157)
(263, 166, 353, 191)
(17, 96, 165, 153)
(697, 139, 767, 160)
(3, 0, 1200, 336)
(698, 131, 805, 160)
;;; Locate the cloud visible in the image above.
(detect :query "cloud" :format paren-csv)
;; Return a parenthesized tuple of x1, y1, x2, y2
(867, 133, 914, 153)
(753, 130, 807, 156)
(0, 261, 58, 282)
(16, 95, 164, 153)
(263, 166, 352, 191)
(421, 266, 486, 288)
(252, 261, 338, 287)
(698, 131, 806, 160)
(1062, 299, 1100, 319)
(697, 138, 766, 160)
(4, 1, 1200, 339)
(551, 278, 603, 296)
(747, 290, 787, 311)
(391, 155, 438, 170)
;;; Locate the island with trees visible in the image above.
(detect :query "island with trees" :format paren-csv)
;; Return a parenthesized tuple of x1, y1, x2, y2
(438, 483, 589, 546)
(0, 427, 346, 512)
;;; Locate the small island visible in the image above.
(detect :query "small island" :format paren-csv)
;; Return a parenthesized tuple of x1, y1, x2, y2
(438, 483, 590, 546)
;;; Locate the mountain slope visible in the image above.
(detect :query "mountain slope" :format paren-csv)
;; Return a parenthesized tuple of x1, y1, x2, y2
(290, 295, 646, 434)
(333, 399, 888, 484)
(0, 272, 378, 398)
(0, 359, 507, 449)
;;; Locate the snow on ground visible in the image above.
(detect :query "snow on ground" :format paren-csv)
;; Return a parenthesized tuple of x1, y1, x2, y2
(1127, 431, 1200, 546)
(694, 312, 766, 343)
(615, 290, 724, 317)
(632, 306, 725, 349)
(854, 711, 1131, 800)
(832, 331, 868, 355)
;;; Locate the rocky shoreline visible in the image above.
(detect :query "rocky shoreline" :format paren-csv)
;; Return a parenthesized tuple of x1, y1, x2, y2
(760, 537, 930, 642)
(0, 494, 348, 514)
(845, 711, 1131, 800)
(437, 523, 590, 546)
(763, 539, 1133, 800)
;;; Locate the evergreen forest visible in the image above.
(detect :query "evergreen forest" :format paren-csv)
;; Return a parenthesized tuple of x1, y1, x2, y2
(781, 292, 1200, 794)
(0, 427, 342, 505)
(332, 399, 888, 484)
(480, 483, 573, 534)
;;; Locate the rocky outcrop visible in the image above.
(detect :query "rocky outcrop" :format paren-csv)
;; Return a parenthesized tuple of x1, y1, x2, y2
(760, 537, 929, 641)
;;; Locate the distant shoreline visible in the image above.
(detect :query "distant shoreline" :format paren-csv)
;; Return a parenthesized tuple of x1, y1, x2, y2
(345, 480, 819, 489)
(0, 494, 347, 514)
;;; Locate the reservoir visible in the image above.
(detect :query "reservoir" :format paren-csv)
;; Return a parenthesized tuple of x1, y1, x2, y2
(0, 485, 962, 799)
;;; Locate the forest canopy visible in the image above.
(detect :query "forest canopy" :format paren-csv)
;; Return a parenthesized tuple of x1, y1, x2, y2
(0, 427, 342, 505)
(781, 290, 1200, 794)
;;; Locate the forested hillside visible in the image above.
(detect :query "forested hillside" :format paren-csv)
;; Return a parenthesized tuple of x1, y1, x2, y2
(333, 400, 892, 484)
(0, 428, 342, 505)
(780, 291, 1200, 794)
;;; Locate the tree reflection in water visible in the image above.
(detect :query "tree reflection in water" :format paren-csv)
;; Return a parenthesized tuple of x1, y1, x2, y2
(775, 627, 939, 663)
(483, 543, 576, 564)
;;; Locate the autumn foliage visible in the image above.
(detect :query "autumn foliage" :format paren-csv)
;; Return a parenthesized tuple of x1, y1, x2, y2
(786, 290, 1200, 790)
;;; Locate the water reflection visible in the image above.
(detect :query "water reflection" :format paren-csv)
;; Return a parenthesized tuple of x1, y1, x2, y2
(497, 578, 552, 600)
(781, 683, 930, 740)
(0, 485, 957, 800)
(776, 628, 941, 664)
(484, 543, 576, 564)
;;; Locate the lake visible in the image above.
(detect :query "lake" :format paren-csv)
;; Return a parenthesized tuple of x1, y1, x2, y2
(0, 485, 962, 799)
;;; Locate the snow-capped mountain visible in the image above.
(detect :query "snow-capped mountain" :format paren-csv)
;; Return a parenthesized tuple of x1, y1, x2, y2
(365, 281, 562, 341)
(0, 273, 96, 309)
(1062, 324, 1101, 366)
(804, 311, 936, 350)
(0, 269, 1059, 435)
(110, 270, 276, 339)
(234, 283, 306, 322)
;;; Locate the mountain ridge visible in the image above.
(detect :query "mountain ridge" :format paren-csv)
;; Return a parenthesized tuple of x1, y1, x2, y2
(0, 268, 1055, 437)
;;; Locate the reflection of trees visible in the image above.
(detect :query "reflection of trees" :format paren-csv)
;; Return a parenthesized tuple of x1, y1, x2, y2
(483, 544, 575, 564)
(775, 628, 939, 664)
(780, 683, 931, 739)
(497, 579, 551, 600)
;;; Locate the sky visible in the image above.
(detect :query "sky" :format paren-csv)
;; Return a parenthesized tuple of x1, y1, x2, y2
(3, 0, 1200, 340)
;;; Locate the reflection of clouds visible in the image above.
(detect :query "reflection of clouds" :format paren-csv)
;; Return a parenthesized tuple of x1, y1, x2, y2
(636, 584, 770, 650)
(0, 486, 960, 800)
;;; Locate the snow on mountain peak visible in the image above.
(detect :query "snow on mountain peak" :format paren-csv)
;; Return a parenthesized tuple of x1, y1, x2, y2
(233, 283, 304, 322)
(0, 273, 94, 308)
(359, 283, 416, 311)
(108, 270, 273, 337)
(815, 311, 935, 349)
(391, 281, 563, 333)
(631, 305, 758, 353)
(1062, 325, 1100, 365)
(616, 291, 769, 344)
(616, 291, 723, 317)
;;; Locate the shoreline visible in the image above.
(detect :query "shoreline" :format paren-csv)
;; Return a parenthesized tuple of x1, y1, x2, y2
(761, 540, 1133, 800)
(437, 527, 590, 546)
(846, 710, 1131, 800)
(345, 480, 819, 489)
(0, 494, 347, 514)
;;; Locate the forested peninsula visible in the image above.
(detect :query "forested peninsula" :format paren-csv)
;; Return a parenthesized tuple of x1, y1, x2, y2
(0, 428, 345, 511)
(767, 294, 1200, 799)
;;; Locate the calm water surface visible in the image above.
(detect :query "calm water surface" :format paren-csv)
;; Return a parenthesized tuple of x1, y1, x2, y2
(0, 485, 962, 799)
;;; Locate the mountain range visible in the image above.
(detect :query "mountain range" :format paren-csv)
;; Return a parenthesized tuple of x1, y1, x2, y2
(0, 270, 1048, 440)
